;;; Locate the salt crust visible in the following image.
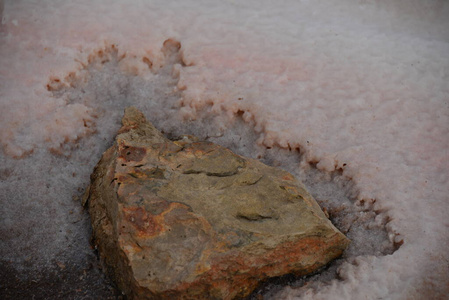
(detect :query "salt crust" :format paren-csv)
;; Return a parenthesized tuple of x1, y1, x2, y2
(1, 0, 448, 299)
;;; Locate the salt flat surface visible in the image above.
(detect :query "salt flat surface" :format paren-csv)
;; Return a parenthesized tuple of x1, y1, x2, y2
(1, 0, 448, 299)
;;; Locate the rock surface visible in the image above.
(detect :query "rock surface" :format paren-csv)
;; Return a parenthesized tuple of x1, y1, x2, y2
(83, 107, 350, 299)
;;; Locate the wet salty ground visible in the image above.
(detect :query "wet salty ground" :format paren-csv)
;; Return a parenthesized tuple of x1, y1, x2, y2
(0, 139, 397, 300)
(0, 46, 398, 299)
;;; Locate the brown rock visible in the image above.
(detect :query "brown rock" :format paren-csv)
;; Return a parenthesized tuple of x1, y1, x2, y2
(83, 107, 349, 299)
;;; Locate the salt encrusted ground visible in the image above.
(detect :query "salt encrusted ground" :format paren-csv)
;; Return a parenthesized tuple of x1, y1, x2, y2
(1, 1, 448, 299)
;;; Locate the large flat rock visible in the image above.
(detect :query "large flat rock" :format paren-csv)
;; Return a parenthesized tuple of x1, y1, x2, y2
(83, 107, 349, 299)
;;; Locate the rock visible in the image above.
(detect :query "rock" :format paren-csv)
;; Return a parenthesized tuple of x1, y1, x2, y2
(83, 107, 350, 299)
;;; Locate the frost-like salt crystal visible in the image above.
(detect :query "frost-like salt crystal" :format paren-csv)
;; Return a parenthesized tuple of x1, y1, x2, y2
(1, 0, 448, 299)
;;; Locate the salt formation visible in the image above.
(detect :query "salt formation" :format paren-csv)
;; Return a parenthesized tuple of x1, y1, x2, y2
(83, 107, 349, 299)
(1, 1, 448, 299)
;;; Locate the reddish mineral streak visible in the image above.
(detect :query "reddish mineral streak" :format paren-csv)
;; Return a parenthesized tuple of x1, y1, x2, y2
(122, 207, 161, 237)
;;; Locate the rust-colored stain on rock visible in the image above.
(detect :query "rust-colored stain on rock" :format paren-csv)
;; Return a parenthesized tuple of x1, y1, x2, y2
(84, 107, 350, 299)
(122, 207, 161, 237)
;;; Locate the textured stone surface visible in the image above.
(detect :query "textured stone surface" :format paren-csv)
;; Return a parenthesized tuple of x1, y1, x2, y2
(83, 107, 349, 299)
